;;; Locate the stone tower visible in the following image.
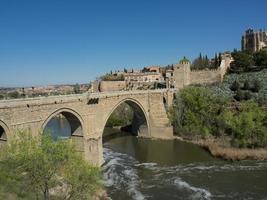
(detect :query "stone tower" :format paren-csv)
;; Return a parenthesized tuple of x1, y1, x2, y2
(242, 28, 267, 52)
(173, 57, 191, 89)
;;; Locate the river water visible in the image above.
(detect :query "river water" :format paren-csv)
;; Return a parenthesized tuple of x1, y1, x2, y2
(103, 134, 267, 200)
(46, 118, 267, 200)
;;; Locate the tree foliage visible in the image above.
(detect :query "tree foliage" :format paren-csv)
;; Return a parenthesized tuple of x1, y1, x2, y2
(101, 74, 124, 81)
(253, 49, 267, 69)
(0, 131, 102, 200)
(191, 52, 220, 70)
(221, 102, 267, 148)
(8, 91, 20, 99)
(73, 83, 81, 94)
(106, 103, 133, 127)
(169, 87, 226, 138)
(231, 50, 254, 72)
(169, 86, 267, 148)
(231, 49, 267, 73)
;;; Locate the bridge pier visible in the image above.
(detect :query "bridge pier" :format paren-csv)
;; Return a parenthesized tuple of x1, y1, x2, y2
(84, 135, 104, 166)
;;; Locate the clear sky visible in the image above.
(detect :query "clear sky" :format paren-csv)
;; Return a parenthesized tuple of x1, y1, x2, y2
(0, 0, 266, 87)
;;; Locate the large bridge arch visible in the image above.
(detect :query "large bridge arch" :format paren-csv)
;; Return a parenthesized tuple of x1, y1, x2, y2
(42, 108, 85, 153)
(101, 98, 150, 138)
(0, 120, 10, 145)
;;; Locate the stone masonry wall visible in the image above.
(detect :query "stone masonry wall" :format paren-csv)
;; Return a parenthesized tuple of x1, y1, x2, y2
(99, 81, 126, 92)
(190, 69, 221, 85)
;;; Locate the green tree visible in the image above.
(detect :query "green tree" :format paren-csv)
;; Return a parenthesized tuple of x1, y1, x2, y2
(214, 53, 218, 69)
(0, 131, 102, 200)
(230, 80, 240, 91)
(218, 52, 222, 66)
(191, 53, 211, 70)
(253, 49, 267, 69)
(231, 51, 254, 72)
(234, 89, 244, 101)
(8, 91, 20, 99)
(221, 102, 267, 148)
(243, 91, 252, 100)
(242, 80, 250, 90)
(106, 103, 133, 127)
(173, 87, 226, 138)
(251, 79, 262, 93)
(73, 83, 81, 94)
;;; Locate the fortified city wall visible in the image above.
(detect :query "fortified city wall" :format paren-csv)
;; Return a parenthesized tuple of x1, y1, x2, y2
(174, 55, 232, 89)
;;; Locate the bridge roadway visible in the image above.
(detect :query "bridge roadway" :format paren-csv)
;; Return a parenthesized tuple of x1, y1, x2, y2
(0, 89, 176, 166)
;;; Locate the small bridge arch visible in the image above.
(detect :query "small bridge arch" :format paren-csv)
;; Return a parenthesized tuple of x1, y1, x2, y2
(42, 108, 85, 153)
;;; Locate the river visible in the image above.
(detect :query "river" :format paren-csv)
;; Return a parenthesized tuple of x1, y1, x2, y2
(46, 118, 267, 200)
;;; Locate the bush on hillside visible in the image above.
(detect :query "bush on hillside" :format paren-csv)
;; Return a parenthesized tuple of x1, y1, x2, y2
(221, 102, 267, 148)
(169, 86, 227, 138)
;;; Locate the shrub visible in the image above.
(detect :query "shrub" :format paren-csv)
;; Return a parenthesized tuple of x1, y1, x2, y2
(7, 91, 20, 99)
(242, 80, 250, 90)
(172, 86, 226, 138)
(230, 80, 240, 91)
(253, 49, 267, 69)
(221, 102, 267, 148)
(231, 50, 254, 72)
(243, 91, 252, 100)
(0, 131, 102, 199)
(251, 79, 262, 93)
(234, 90, 244, 101)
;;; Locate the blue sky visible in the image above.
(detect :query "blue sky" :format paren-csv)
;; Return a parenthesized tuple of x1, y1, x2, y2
(0, 0, 266, 87)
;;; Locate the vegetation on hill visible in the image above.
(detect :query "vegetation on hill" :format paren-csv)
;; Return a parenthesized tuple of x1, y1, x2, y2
(230, 49, 267, 73)
(191, 52, 222, 70)
(208, 69, 267, 103)
(169, 86, 267, 149)
(101, 73, 124, 81)
(0, 131, 102, 200)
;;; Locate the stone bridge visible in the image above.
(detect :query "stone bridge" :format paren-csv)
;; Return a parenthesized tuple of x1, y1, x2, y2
(0, 89, 175, 166)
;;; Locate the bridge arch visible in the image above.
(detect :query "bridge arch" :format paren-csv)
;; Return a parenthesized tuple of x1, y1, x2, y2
(42, 108, 85, 152)
(0, 120, 9, 145)
(102, 98, 150, 138)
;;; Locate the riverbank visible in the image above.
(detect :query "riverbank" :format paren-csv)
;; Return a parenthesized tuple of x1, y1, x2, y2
(174, 136, 267, 161)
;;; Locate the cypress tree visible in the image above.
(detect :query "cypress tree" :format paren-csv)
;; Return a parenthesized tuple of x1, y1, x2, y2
(218, 52, 222, 66)
(214, 53, 218, 68)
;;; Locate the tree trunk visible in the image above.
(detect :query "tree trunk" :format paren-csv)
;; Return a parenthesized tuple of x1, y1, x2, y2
(43, 183, 50, 200)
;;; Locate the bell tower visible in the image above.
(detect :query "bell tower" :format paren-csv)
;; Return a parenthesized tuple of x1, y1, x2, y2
(173, 57, 191, 89)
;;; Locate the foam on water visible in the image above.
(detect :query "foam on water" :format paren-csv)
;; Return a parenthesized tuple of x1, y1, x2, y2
(103, 147, 146, 200)
(103, 146, 267, 200)
(174, 178, 212, 200)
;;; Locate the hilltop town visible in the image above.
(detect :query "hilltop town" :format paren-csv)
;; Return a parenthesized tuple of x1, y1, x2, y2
(1, 28, 266, 100)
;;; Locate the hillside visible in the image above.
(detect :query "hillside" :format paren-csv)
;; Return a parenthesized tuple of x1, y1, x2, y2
(208, 69, 267, 103)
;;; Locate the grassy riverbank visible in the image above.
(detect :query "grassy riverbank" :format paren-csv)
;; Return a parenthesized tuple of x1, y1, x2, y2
(169, 85, 267, 161)
(174, 136, 267, 161)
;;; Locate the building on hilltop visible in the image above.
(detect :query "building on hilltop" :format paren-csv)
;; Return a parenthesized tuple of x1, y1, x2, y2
(124, 72, 164, 83)
(241, 28, 267, 52)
